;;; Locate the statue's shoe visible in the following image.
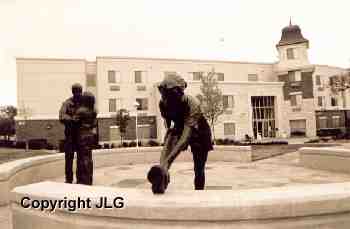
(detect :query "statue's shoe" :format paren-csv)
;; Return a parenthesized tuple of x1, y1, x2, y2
(147, 165, 169, 194)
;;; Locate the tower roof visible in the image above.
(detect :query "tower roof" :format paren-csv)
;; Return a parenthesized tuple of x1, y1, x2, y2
(277, 22, 309, 48)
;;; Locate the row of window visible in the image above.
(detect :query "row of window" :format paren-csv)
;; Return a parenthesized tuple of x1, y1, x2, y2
(317, 96, 338, 107)
(87, 71, 262, 87)
(290, 94, 338, 107)
(110, 121, 236, 137)
(318, 116, 341, 129)
(108, 95, 235, 113)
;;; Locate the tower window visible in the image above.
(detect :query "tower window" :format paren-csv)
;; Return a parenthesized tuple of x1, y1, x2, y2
(288, 71, 296, 82)
(286, 48, 295, 60)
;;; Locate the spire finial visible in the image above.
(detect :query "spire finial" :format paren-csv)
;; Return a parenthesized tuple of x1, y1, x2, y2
(289, 17, 292, 26)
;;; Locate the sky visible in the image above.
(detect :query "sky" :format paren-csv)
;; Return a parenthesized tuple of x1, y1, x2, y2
(1, 0, 350, 106)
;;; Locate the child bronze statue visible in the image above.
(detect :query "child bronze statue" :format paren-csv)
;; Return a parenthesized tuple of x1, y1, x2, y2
(147, 74, 213, 194)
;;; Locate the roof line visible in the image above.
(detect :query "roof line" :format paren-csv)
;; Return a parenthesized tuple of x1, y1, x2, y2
(16, 57, 87, 62)
(314, 64, 348, 70)
(96, 56, 276, 65)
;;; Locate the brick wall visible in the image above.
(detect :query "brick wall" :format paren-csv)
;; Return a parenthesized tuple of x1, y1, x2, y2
(15, 120, 65, 146)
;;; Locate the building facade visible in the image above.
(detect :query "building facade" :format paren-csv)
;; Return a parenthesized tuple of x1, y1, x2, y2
(15, 23, 350, 146)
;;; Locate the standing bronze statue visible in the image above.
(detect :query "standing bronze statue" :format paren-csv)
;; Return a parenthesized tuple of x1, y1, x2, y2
(74, 91, 97, 185)
(147, 74, 213, 194)
(59, 83, 83, 184)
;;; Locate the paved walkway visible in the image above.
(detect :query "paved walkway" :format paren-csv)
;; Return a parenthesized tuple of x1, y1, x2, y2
(4, 146, 350, 229)
(0, 206, 11, 229)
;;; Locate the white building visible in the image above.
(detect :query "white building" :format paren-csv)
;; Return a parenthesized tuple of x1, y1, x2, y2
(16, 23, 350, 146)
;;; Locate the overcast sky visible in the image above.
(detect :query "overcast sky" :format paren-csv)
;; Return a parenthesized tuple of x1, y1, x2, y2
(1, 0, 350, 106)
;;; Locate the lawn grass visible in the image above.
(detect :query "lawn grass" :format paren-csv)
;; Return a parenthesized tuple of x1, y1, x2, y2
(251, 143, 341, 161)
(0, 148, 54, 164)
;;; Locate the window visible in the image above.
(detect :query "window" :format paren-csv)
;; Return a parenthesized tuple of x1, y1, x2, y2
(248, 74, 258, 81)
(216, 72, 224, 81)
(318, 116, 327, 129)
(223, 95, 234, 109)
(138, 125, 152, 139)
(164, 71, 177, 77)
(108, 70, 120, 83)
(109, 98, 122, 112)
(86, 74, 96, 87)
(315, 75, 321, 85)
(192, 72, 203, 81)
(288, 71, 296, 82)
(137, 85, 146, 91)
(136, 98, 148, 111)
(290, 94, 302, 107)
(332, 116, 341, 128)
(110, 85, 120, 91)
(286, 48, 295, 60)
(318, 96, 324, 107)
(331, 97, 338, 106)
(290, 95, 297, 106)
(135, 71, 147, 83)
(224, 123, 235, 136)
(109, 99, 116, 112)
(135, 71, 142, 83)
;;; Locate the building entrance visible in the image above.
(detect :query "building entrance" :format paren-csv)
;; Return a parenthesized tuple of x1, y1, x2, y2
(251, 96, 276, 138)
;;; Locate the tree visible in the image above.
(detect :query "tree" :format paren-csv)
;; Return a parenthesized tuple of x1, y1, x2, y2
(329, 71, 350, 108)
(0, 106, 17, 141)
(115, 109, 130, 144)
(17, 103, 32, 151)
(196, 69, 225, 141)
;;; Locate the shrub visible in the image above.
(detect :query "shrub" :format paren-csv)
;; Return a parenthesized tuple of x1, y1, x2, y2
(215, 138, 224, 145)
(0, 140, 14, 147)
(14, 141, 26, 149)
(103, 143, 110, 149)
(305, 138, 320, 144)
(147, 139, 160, 147)
(58, 140, 65, 152)
(28, 139, 48, 150)
(45, 143, 54, 150)
(122, 142, 129, 148)
(320, 137, 331, 142)
(129, 141, 137, 147)
(110, 143, 115, 149)
(291, 130, 306, 136)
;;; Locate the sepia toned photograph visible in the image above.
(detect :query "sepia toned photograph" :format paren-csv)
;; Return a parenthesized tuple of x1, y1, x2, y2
(1, 0, 350, 228)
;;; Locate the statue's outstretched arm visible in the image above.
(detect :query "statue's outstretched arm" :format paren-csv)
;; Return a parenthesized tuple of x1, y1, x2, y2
(161, 125, 192, 170)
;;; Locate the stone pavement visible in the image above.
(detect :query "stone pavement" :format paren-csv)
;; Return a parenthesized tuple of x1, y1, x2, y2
(54, 151, 350, 191)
